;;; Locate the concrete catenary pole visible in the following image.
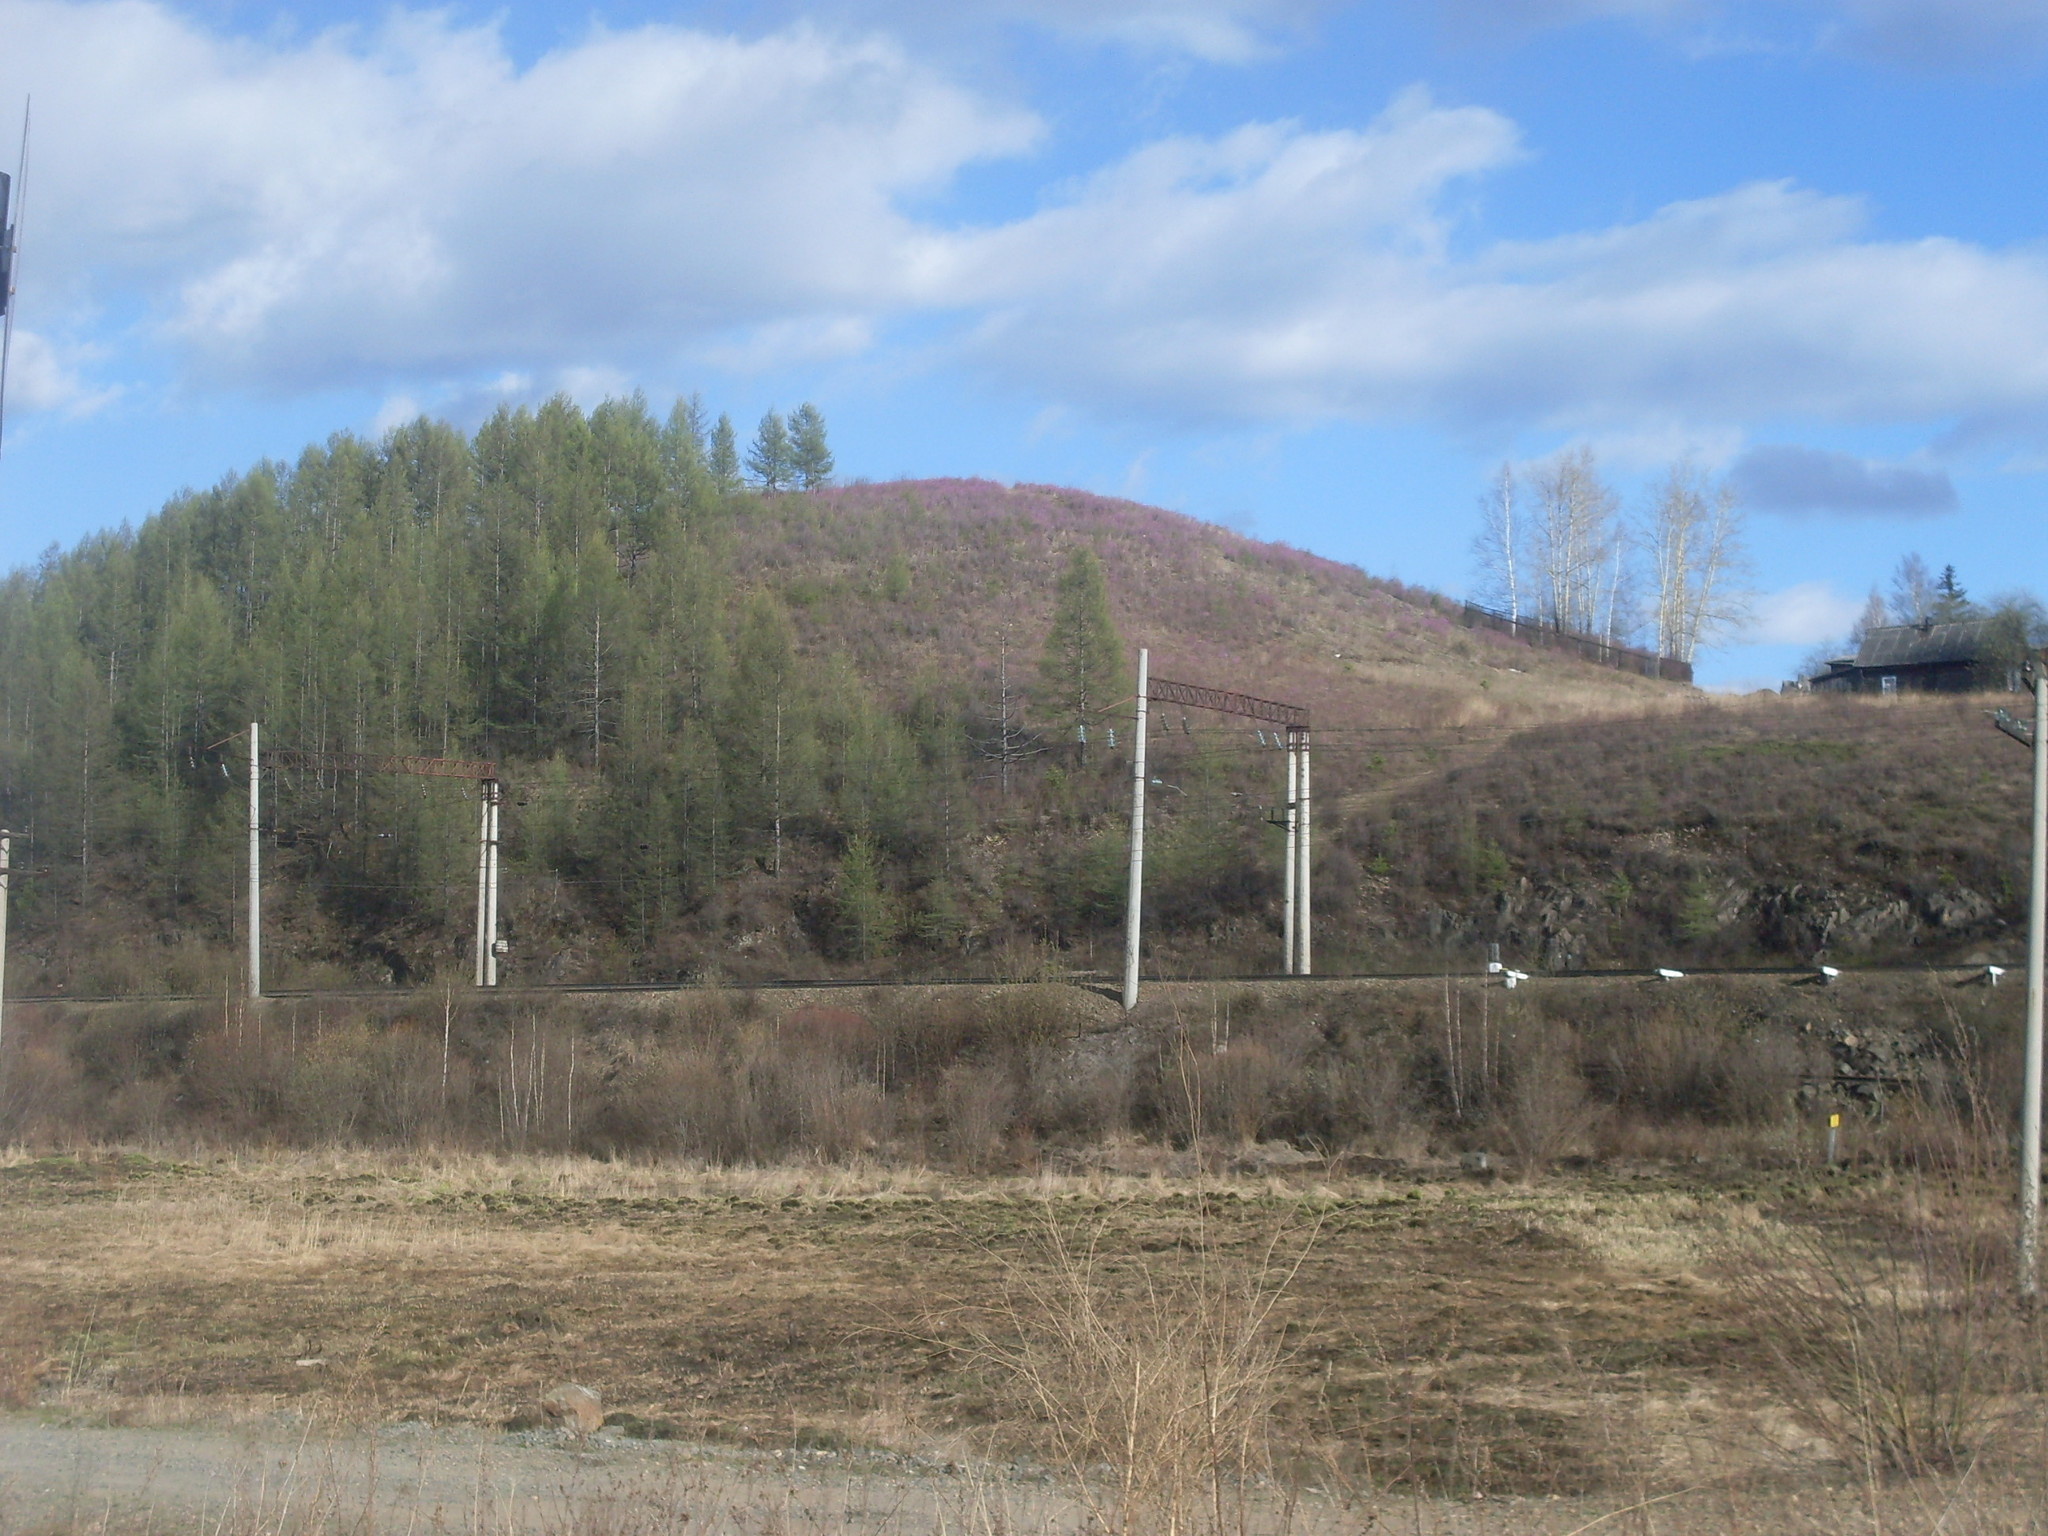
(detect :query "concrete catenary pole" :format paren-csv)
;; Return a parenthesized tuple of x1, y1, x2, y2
(1282, 735, 1298, 974)
(1122, 649, 1149, 1012)
(0, 829, 10, 1051)
(247, 722, 261, 999)
(1297, 732, 1312, 976)
(484, 779, 502, 988)
(2023, 662, 2046, 1299)
(474, 790, 491, 987)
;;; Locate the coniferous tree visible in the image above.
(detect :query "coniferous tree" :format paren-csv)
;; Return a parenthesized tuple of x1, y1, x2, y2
(708, 414, 743, 496)
(835, 832, 893, 961)
(661, 394, 711, 512)
(0, 386, 1367, 993)
(727, 593, 807, 873)
(789, 403, 834, 490)
(1932, 564, 1975, 623)
(747, 409, 793, 493)
(1037, 547, 1123, 765)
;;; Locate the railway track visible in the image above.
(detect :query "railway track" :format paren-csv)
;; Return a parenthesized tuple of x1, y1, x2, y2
(8, 959, 2018, 1007)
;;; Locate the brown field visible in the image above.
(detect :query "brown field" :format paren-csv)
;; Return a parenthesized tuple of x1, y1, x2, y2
(3, 1147, 2046, 1534)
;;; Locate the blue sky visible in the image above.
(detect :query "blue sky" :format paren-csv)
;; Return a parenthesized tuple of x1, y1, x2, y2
(3, 0, 2047, 689)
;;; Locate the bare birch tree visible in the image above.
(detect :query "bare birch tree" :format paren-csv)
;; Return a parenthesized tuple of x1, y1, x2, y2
(1645, 461, 1749, 663)
(1471, 462, 1523, 624)
(1890, 553, 1934, 625)
(1531, 446, 1619, 635)
(1601, 516, 1638, 647)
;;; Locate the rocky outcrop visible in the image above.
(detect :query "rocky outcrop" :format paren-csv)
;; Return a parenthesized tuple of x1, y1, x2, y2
(539, 1383, 604, 1434)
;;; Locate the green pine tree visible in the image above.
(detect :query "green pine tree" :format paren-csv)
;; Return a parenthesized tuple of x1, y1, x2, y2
(1037, 546, 1123, 765)
(1931, 564, 1975, 623)
(746, 410, 793, 493)
(835, 832, 895, 961)
(789, 403, 834, 490)
(708, 414, 743, 496)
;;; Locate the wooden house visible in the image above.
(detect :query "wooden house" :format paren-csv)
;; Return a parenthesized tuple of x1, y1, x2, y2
(1803, 617, 2015, 694)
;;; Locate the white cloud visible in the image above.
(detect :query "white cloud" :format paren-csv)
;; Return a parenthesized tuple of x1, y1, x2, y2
(944, 136, 2048, 434)
(1749, 580, 1864, 644)
(809, 0, 1331, 63)
(697, 315, 878, 373)
(994, 0, 1324, 60)
(0, 0, 1039, 393)
(2, 327, 119, 416)
(8, 2, 2048, 452)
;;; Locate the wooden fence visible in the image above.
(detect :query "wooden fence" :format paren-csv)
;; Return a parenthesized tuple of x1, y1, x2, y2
(1459, 603, 1693, 685)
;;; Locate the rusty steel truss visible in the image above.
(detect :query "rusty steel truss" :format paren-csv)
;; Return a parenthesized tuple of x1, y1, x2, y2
(1144, 676, 1309, 730)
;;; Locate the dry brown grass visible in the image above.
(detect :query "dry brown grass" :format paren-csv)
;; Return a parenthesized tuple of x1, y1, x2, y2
(1721, 1198, 2043, 1477)
(4, 1147, 2048, 1534)
(949, 1203, 1313, 1536)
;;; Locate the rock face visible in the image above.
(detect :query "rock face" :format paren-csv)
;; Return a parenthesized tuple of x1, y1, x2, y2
(539, 1383, 604, 1434)
(1414, 875, 2010, 971)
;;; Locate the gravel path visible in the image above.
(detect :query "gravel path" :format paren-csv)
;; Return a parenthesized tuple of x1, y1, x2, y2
(3, 1416, 2026, 1536)
(0, 1417, 1627, 1536)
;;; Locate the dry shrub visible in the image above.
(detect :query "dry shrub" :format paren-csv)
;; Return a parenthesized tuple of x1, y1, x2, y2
(940, 1061, 1016, 1169)
(977, 984, 1082, 1052)
(1188, 1041, 1282, 1145)
(1879, 999, 2011, 1182)
(0, 1335, 37, 1410)
(0, 1034, 91, 1143)
(1499, 1024, 1602, 1179)
(1025, 1051, 1133, 1142)
(957, 1206, 1310, 1536)
(1589, 1001, 1810, 1125)
(1320, 1039, 1421, 1158)
(593, 1025, 891, 1163)
(1721, 1205, 2037, 1476)
(715, 1043, 889, 1162)
(791, 1059, 890, 1160)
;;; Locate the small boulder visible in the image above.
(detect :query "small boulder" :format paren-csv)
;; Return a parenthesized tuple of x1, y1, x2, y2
(540, 1383, 604, 1434)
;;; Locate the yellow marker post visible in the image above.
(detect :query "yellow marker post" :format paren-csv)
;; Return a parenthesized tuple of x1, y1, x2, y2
(1827, 1112, 1840, 1167)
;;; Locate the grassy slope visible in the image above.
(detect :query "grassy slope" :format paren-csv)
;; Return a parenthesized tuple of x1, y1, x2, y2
(779, 483, 2027, 972)
(1351, 692, 2029, 971)
(745, 478, 1681, 736)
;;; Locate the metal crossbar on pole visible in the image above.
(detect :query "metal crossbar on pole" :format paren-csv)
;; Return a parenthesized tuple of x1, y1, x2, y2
(1146, 677, 1309, 729)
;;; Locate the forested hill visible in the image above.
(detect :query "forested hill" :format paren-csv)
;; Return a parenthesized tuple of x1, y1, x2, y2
(0, 396, 1673, 993)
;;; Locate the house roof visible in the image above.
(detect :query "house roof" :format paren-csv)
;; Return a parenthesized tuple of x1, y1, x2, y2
(1853, 618, 1992, 669)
